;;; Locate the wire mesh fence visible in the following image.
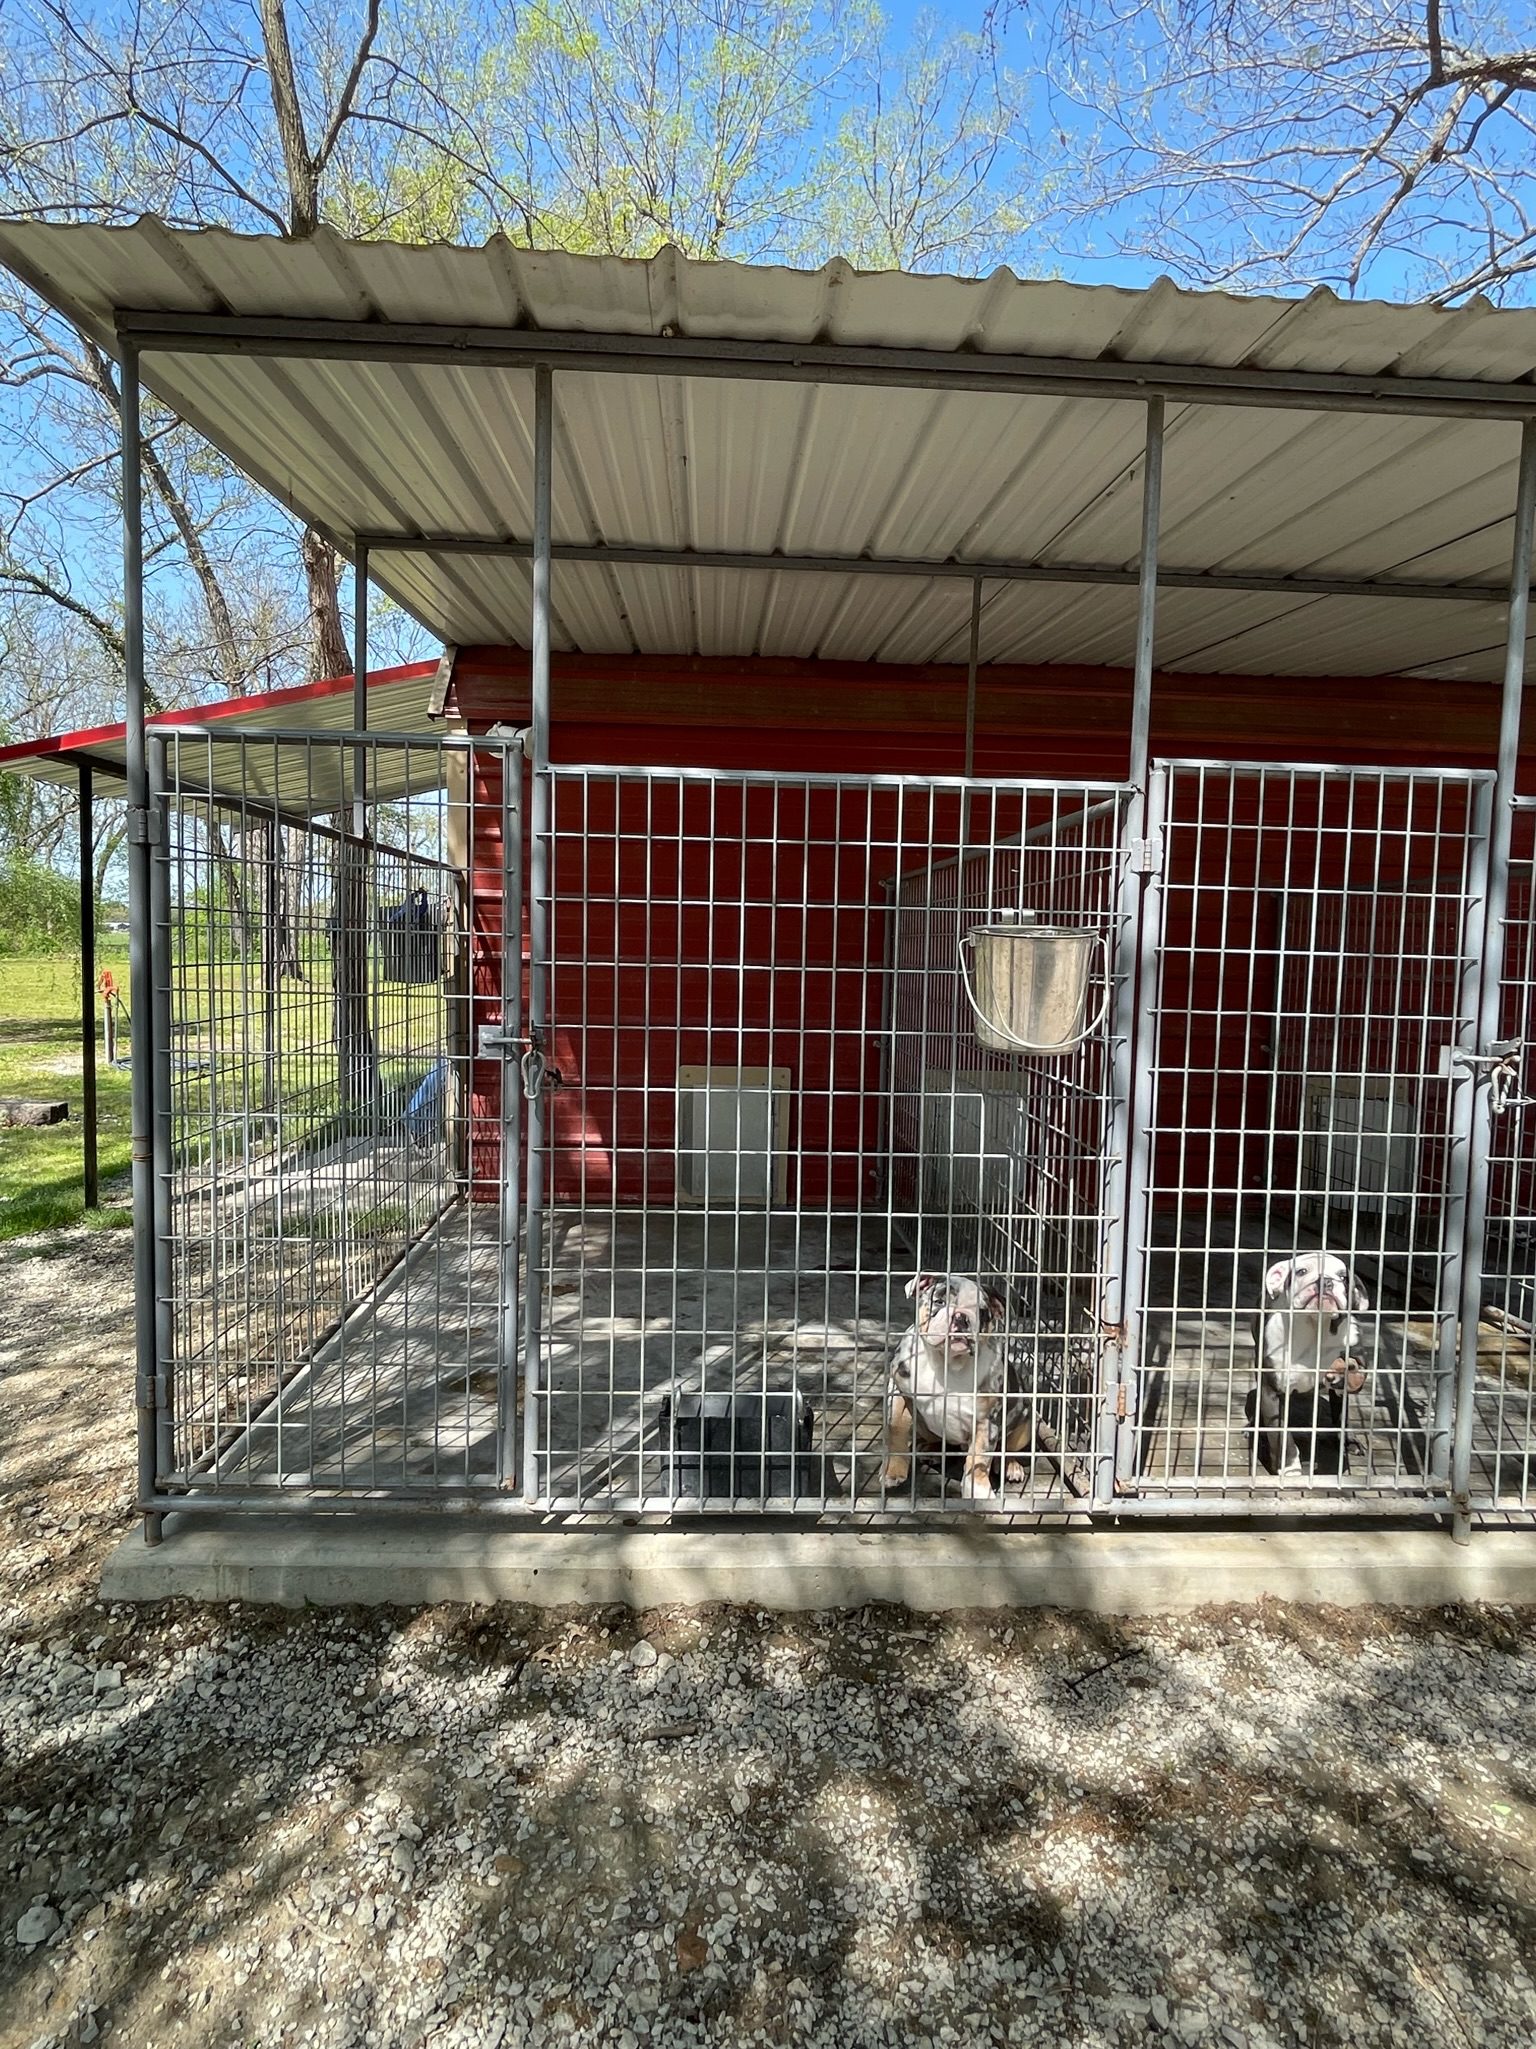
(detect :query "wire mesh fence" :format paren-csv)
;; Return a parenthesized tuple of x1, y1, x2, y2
(1471, 796, 1536, 1512)
(527, 767, 1126, 1513)
(135, 730, 1536, 1526)
(153, 730, 516, 1495)
(1128, 761, 1492, 1510)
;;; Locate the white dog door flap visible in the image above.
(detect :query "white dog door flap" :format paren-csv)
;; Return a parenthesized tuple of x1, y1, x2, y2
(1301, 1076, 1417, 1214)
(677, 1066, 790, 1206)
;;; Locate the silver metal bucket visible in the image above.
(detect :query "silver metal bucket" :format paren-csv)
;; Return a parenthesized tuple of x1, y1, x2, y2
(959, 911, 1108, 1055)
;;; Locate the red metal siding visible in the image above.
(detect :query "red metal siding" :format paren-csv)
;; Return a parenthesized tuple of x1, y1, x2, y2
(454, 647, 1524, 1208)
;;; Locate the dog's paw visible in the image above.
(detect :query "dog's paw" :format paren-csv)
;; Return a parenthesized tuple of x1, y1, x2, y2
(881, 1459, 912, 1491)
(961, 1464, 996, 1502)
(1002, 1458, 1028, 1490)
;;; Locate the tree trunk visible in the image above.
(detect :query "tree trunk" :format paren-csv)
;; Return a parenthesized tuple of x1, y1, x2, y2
(209, 818, 256, 961)
(275, 526, 354, 983)
(302, 526, 352, 680)
(258, 0, 320, 238)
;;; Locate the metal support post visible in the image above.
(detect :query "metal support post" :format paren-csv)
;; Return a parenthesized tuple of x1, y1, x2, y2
(498, 756, 525, 1489)
(261, 816, 280, 1110)
(958, 577, 983, 852)
(1096, 398, 1165, 1504)
(332, 541, 374, 1112)
(353, 540, 377, 1147)
(1128, 397, 1164, 793)
(522, 362, 553, 1503)
(963, 578, 981, 781)
(78, 762, 98, 1211)
(1451, 416, 1536, 1541)
(120, 346, 162, 1545)
(353, 542, 369, 737)
(147, 734, 176, 1491)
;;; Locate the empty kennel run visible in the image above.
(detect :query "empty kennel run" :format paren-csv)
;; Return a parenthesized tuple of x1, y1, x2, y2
(151, 728, 521, 1499)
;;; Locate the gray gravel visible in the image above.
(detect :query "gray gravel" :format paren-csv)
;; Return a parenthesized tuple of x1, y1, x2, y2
(5, 1597, 1536, 2049)
(4, 1227, 1536, 2048)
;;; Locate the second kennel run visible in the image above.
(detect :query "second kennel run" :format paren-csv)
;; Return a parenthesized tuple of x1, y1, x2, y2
(519, 763, 1131, 1512)
(520, 749, 1536, 1520)
(1122, 758, 1536, 1517)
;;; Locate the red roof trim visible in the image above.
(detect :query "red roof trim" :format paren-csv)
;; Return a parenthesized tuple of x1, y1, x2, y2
(0, 658, 439, 770)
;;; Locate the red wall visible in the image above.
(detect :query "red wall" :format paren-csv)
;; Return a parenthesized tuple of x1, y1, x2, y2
(1148, 768, 1478, 1211)
(452, 648, 1527, 1210)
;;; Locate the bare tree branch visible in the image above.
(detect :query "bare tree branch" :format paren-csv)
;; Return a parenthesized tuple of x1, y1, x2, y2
(314, 0, 384, 181)
(0, 556, 122, 661)
(1033, 0, 1536, 300)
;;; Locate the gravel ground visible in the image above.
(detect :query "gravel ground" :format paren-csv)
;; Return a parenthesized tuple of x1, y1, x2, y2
(5, 1227, 1536, 2049)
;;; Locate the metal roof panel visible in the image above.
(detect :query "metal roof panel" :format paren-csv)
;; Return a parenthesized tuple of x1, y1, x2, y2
(5, 219, 1536, 683)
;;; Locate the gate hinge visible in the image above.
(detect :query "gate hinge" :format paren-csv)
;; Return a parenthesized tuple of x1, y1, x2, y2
(1115, 1384, 1128, 1422)
(1127, 835, 1160, 876)
(136, 1370, 169, 1412)
(126, 806, 162, 846)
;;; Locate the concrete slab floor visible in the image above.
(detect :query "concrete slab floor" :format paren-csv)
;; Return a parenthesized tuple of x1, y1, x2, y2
(101, 1514, 1536, 1615)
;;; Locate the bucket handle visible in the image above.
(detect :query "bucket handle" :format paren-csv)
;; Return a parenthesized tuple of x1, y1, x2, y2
(958, 925, 1111, 1055)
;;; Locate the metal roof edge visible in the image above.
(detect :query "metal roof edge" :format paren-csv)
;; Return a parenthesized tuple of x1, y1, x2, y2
(0, 657, 441, 775)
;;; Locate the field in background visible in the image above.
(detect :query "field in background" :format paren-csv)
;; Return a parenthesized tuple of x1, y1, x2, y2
(0, 934, 452, 1242)
(0, 950, 133, 1239)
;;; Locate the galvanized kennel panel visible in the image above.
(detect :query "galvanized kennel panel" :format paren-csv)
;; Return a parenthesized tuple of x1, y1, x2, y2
(151, 730, 519, 1498)
(1468, 796, 1536, 1511)
(525, 766, 1128, 1513)
(1128, 760, 1493, 1510)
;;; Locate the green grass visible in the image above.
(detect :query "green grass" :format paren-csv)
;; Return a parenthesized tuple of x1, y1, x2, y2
(0, 949, 135, 1239)
(0, 938, 449, 1242)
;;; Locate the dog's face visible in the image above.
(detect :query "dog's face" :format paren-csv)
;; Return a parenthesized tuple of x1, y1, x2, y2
(1264, 1253, 1368, 1317)
(906, 1273, 1005, 1359)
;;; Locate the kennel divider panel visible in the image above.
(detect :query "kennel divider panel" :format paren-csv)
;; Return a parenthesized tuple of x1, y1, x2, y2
(154, 729, 521, 1499)
(1127, 759, 1493, 1511)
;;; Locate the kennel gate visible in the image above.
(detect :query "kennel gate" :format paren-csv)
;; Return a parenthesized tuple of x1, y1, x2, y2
(1469, 794, 1536, 1514)
(148, 728, 526, 1502)
(1118, 760, 1507, 1517)
(521, 763, 1133, 1514)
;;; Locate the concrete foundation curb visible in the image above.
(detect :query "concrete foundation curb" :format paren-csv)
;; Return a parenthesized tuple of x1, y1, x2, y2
(101, 1516, 1536, 1613)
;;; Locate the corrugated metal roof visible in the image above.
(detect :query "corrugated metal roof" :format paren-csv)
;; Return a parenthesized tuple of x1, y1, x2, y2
(3, 219, 1536, 683)
(0, 659, 448, 812)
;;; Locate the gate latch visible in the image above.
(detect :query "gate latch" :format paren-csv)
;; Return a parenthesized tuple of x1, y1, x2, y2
(1451, 1040, 1532, 1113)
(520, 1042, 567, 1100)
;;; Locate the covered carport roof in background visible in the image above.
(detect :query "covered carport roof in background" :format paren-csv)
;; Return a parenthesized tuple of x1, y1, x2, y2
(1, 220, 1536, 687)
(0, 658, 445, 814)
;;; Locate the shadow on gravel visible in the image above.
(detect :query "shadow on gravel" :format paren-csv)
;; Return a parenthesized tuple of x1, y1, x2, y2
(3, 1594, 1536, 2049)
